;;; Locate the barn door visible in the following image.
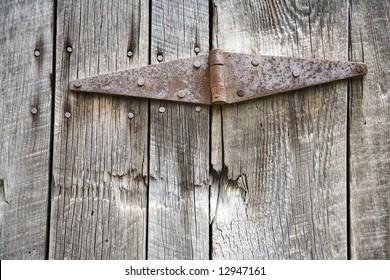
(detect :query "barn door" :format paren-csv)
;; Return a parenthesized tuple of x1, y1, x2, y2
(1, 0, 388, 260)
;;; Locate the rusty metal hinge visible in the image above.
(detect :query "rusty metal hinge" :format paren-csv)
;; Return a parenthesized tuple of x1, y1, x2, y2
(69, 49, 367, 105)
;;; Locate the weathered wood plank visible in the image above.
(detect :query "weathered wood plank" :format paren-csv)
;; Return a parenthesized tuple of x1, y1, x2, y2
(50, 0, 149, 259)
(349, 0, 390, 259)
(148, 0, 210, 259)
(211, 0, 348, 259)
(0, 0, 52, 259)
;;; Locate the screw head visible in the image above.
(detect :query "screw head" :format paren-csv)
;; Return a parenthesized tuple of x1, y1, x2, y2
(127, 50, 133, 57)
(128, 112, 134, 119)
(34, 50, 40, 57)
(194, 46, 200, 53)
(66, 47, 73, 53)
(251, 59, 259, 67)
(157, 54, 163, 62)
(74, 81, 82, 88)
(195, 106, 201, 112)
(159, 106, 166, 113)
(64, 112, 71, 118)
(292, 70, 300, 77)
(193, 60, 201, 68)
(30, 108, 38, 115)
(137, 77, 145, 86)
(237, 90, 245, 97)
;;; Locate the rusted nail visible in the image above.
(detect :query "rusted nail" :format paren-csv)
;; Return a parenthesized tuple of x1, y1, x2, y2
(34, 50, 40, 57)
(127, 50, 133, 57)
(30, 108, 38, 115)
(251, 59, 259, 67)
(64, 112, 71, 118)
(137, 77, 145, 86)
(66, 47, 73, 53)
(195, 106, 201, 112)
(178, 90, 187, 99)
(237, 90, 245, 97)
(193, 60, 201, 68)
(159, 106, 165, 113)
(355, 65, 364, 73)
(74, 81, 82, 88)
(157, 54, 163, 62)
(194, 46, 200, 53)
(292, 70, 300, 77)
(128, 112, 134, 119)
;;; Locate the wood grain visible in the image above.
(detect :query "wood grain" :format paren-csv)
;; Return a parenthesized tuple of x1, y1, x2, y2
(349, 0, 390, 259)
(49, 0, 149, 259)
(148, 0, 210, 259)
(0, 0, 52, 259)
(211, 0, 349, 259)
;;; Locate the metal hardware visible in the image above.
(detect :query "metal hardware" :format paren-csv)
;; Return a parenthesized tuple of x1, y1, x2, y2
(66, 47, 73, 54)
(30, 108, 38, 115)
(69, 49, 368, 105)
(34, 50, 40, 57)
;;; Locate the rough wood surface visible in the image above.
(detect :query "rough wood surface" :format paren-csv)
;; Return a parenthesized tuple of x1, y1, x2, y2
(211, 0, 349, 259)
(349, 0, 390, 259)
(49, 0, 149, 259)
(148, 0, 210, 259)
(0, 0, 52, 259)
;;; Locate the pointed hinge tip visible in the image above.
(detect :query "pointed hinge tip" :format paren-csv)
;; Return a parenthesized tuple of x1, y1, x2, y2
(69, 49, 367, 105)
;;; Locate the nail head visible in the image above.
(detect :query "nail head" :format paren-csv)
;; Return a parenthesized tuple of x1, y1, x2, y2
(66, 47, 73, 53)
(137, 77, 145, 86)
(355, 65, 364, 73)
(178, 90, 187, 99)
(64, 112, 71, 118)
(30, 108, 38, 115)
(128, 112, 134, 119)
(34, 50, 40, 57)
(157, 54, 163, 62)
(194, 47, 200, 53)
(127, 50, 133, 57)
(251, 59, 259, 66)
(237, 90, 245, 97)
(159, 106, 165, 113)
(292, 70, 300, 77)
(193, 60, 201, 68)
(195, 106, 201, 112)
(74, 81, 82, 88)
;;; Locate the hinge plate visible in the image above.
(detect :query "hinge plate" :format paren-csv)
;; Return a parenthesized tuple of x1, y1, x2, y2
(69, 49, 367, 105)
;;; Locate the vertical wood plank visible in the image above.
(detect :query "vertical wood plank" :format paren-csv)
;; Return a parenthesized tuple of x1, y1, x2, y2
(50, 0, 149, 259)
(211, 0, 348, 259)
(0, 0, 52, 259)
(349, 0, 390, 259)
(148, 0, 210, 259)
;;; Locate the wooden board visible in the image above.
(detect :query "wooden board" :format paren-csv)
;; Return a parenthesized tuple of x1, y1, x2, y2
(211, 0, 349, 259)
(148, 0, 210, 259)
(349, 0, 390, 259)
(49, 0, 149, 259)
(0, 0, 52, 259)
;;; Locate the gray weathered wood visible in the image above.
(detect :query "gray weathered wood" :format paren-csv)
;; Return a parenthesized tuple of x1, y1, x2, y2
(49, 0, 149, 259)
(349, 0, 390, 259)
(148, 0, 210, 259)
(211, 0, 348, 259)
(0, 0, 52, 259)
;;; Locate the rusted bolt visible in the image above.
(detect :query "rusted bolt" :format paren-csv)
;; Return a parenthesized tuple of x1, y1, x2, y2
(128, 112, 134, 119)
(30, 108, 38, 115)
(355, 65, 364, 73)
(195, 106, 201, 112)
(64, 112, 71, 118)
(251, 59, 259, 67)
(66, 47, 73, 53)
(137, 77, 145, 86)
(237, 90, 245, 97)
(292, 70, 300, 77)
(194, 46, 200, 53)
(159, 106, 166, 113)
(157, 54, 163, 62)
(74, 81, 82, 88)
(127, 50, 133, 57)
(178, 90, 187, 99)
(193, 60, 201, 68)
(34, 50, 40, 57)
